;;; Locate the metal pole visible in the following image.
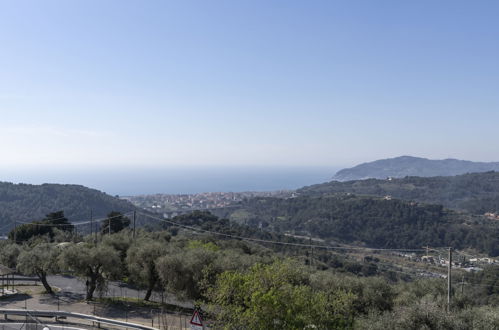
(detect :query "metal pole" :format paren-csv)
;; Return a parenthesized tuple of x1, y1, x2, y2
(461, 275, 465, 295)
(90, 210, 94, 244)
(447, 247, 452, 313)
(133, 211, 136, 240)
(309, 237, 312, 270)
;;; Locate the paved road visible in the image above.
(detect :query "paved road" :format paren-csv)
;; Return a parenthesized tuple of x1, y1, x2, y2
(45, 275, 193, 308)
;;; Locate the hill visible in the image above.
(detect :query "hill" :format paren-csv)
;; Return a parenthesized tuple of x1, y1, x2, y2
(298, 171, 499, 214)
(0, 181, 135, 233)
(214, 194, 499, 256)
(333, 156, 499, 181)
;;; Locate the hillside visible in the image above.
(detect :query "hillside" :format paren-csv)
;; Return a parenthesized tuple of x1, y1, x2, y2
(0, 181, 135, 233)
(333, 156, 499, 181)
(299, 171, 499, 214)
(214, 195, 499, 256)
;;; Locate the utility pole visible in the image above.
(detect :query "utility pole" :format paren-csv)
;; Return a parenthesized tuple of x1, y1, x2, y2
(309, 237, 313, 270)
(461, 275, 465, 295)
(447, 247, 452, 313)
(133, 210, 136, 239)
(13, 221, 17, 243)
(90, 209, 94, 243)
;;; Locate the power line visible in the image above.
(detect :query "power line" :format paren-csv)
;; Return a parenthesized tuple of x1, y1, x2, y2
(0, 222, 14, 233)
(137, 212, 428, 252)
(11, 212, 135, 228)
(15, 214, 72, 225)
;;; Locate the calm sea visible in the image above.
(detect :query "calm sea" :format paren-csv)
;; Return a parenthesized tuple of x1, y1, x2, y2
(0, 166, 338, 196)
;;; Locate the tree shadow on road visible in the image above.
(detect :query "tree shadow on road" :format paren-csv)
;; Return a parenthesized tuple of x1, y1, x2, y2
(38, 292, 85, 306)
(96, 303, 157, 320)
(0, 293, 31, 306)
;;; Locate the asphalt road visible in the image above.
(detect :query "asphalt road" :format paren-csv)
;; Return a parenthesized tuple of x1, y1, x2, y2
(45, 275, 193, 308)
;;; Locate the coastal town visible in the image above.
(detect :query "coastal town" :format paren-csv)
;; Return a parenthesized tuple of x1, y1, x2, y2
(123, 190, 294, 216)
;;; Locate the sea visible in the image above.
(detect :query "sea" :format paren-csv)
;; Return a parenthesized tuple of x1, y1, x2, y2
(0, 166, 339, 196)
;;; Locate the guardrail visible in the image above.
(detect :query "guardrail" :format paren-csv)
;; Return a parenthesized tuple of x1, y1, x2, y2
(0, 309, 157, 330)
(5, 276, 38, 282)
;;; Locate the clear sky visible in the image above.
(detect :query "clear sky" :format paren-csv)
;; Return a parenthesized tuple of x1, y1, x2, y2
(1, 0, 499, 170)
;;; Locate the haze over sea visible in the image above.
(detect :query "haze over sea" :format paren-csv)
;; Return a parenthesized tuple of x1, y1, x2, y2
(0, 166, 337, 196)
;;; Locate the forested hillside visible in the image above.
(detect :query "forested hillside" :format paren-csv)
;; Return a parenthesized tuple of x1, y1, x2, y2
(0, 182, 135, 232)
(214, 195, 499, 256)
(299, 171, 499, 214)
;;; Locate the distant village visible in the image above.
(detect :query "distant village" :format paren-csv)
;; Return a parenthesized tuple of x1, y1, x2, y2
(484, 212, 499, 220)
(398, 251, 498, 273)
(123, 190, 294, 217)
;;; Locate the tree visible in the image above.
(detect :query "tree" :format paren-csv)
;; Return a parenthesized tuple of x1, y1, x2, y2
(156, 243, 220, 300)
(207, 259, 356, 329)
(126, 239, 166, 301)
(101, 230, 134, 276)
(100, 212, 130, 235)
(0, 242, 22, 269)
(59, 244, 120, 300)
(17, 243, 60, 294)
(9, 211, 74, 243)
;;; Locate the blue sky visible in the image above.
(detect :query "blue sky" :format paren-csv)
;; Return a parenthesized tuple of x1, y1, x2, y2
(1, 0, 499, 170)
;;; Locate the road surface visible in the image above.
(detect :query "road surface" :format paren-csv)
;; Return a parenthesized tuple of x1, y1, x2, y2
(43, 275, 193, 308)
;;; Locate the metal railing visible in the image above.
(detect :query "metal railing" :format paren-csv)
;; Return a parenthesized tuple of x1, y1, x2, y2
(0, 309, 157, 330)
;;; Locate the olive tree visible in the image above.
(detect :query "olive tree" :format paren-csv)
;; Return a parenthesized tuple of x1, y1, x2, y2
(59, 243, 120, 300)
(126, 239, 166, 301)
(17, 243, 60, 294)
(156, 245, 218, 300)
(0, 242, 22, 269)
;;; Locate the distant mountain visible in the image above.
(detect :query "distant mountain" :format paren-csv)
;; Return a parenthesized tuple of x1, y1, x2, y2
(333, 156, 499, 181)
(299, 171, 499, 215)
(0, 182, 135, 233)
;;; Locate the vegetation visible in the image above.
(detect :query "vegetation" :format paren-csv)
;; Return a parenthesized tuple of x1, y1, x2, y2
(215, 195, 499, 256)
(9, 211, 74, 242)
(299, 171, 499, 215)
(331, 156, 499, 181)
(16, 243, 60, 294)
(59, 243, 121, 300)
(0, 218, 497, 328)
(0, 182, 134, 232)
(0, 241, 22, 268)
(126, 239, 166, 301)
(207, 260, 356, 329)
(1, 180, 495, 330)
(0, 188, 497, 328)
(100, 211, 131, 235)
